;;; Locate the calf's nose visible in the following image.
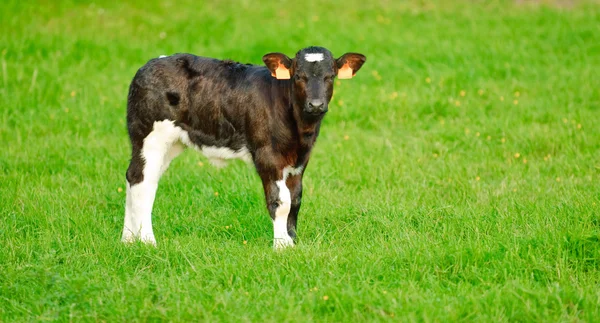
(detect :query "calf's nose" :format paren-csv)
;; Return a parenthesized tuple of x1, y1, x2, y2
(309, 100, 324, 110)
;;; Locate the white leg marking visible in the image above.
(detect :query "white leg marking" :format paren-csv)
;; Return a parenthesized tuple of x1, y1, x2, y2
(122, 181, 135, 242)
(160, 141, 185, 176)
(272, 166, 304, 249)
(122, 120, 183, 245)
(283, 166, 303, 178)
(128, 181, 159, 244)
(273, 179, 293, 249)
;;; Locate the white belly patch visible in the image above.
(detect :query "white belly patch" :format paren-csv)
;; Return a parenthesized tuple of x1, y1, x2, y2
(200, 146, 252, 167)
(153, 120, 252, 168)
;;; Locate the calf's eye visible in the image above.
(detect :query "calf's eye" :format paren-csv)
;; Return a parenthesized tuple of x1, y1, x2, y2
(295, 75, 307, 82)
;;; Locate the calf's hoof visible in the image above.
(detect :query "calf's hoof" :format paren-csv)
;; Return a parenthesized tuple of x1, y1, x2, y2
(273, 236, 295, 250)
(121, 230, 157, 246)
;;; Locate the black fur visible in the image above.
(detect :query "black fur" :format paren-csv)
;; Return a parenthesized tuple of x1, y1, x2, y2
(126, 46, 366, 242)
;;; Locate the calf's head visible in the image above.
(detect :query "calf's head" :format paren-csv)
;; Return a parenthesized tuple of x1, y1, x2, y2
(263, 47, 366, 120)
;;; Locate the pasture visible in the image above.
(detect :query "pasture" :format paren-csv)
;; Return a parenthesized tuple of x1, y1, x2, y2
(1, 0, 599, 321)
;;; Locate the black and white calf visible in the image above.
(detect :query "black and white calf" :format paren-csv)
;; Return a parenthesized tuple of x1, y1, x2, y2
(122, 46, 366, 248)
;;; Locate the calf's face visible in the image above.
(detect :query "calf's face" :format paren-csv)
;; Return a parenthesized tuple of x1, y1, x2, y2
(263, 47, 366, 120)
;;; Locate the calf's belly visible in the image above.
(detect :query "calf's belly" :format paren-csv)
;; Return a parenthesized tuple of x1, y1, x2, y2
(199, 146, 252, 167)
(147, 120, 252, 168)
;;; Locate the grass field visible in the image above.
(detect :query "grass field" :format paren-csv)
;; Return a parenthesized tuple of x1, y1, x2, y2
(1, 0, 600, 321)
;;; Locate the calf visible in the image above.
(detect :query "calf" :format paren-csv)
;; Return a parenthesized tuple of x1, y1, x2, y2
(122, 46, 366, 248)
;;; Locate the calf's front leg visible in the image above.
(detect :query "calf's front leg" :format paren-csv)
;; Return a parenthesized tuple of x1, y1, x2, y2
(261, 174, 295, 249)
(286, 174, 302, 240)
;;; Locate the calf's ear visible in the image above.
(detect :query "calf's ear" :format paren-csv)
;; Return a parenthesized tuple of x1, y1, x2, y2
(336, 53, 366, 79)
(262, 53, 293, 79)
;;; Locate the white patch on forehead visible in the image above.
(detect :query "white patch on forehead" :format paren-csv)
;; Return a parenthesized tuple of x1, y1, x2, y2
(304, 53, 324, 62)
(159, 55, 168, 58)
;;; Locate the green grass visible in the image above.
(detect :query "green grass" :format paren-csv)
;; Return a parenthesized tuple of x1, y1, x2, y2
(1, 0, 600, 321)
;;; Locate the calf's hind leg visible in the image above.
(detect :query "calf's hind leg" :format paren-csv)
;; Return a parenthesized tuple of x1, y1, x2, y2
(122, 120, 183, 245)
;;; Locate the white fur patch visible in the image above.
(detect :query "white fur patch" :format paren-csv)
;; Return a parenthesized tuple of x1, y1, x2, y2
(123, 120, 183, 245)
(304, 53, 324, 62)
(125, 181, 158, 244)
(272, 165, 303, 249)
(179, 130, 200, 151)
(201, 146, 252, 167)
(122, 182, 136, 242)
(283, 166, 303, 179)
(159, 55, 168, 58)
(273, 179, 293, 249)
(178, 125, 252, 167)
(122, 120, 252, 245)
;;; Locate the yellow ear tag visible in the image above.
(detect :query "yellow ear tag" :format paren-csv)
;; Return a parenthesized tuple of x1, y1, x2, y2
(337, 64, 353, 79)
(275, 64, 290, 79)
